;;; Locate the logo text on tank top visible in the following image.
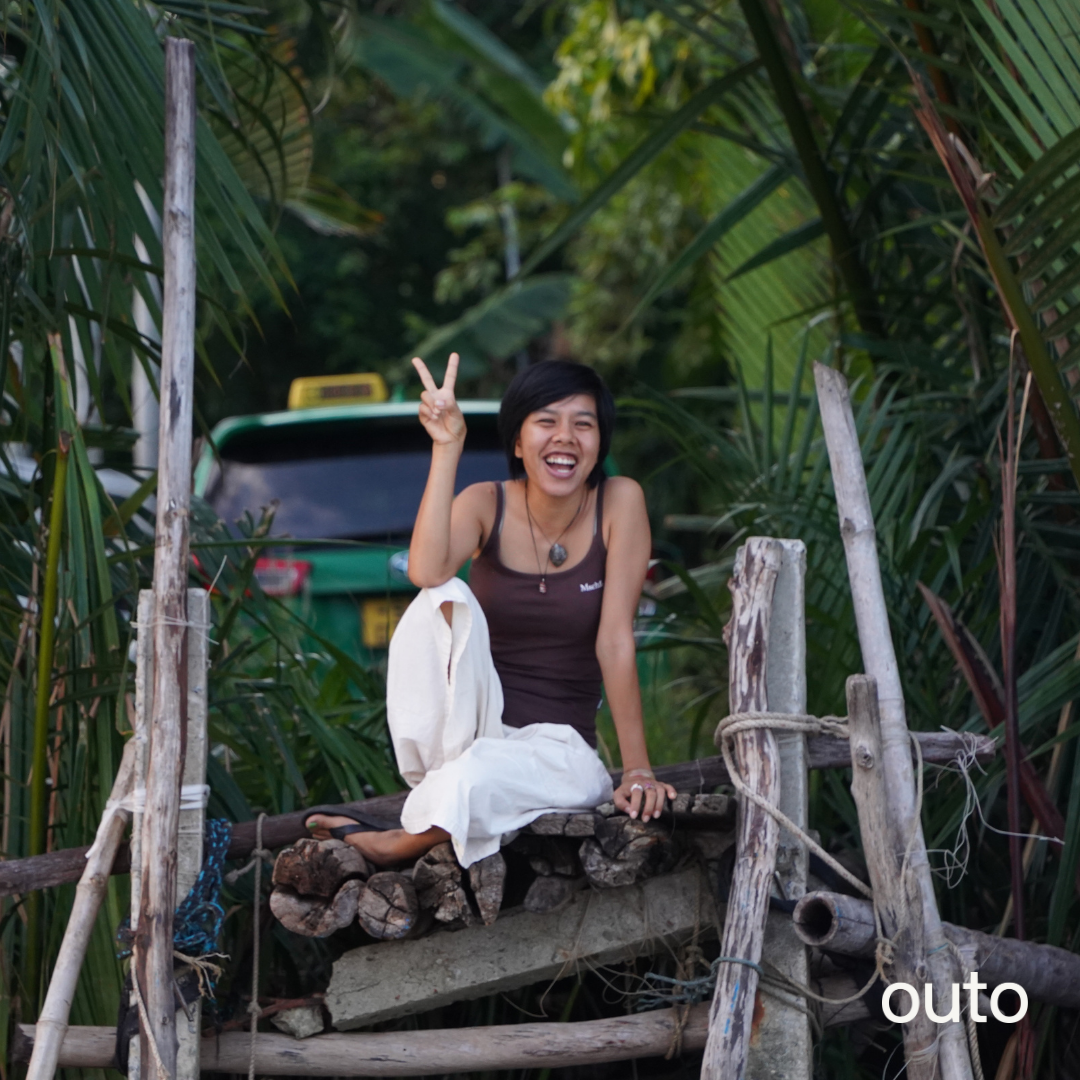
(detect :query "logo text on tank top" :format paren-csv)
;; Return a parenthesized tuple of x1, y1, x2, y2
(580, 580, 604, 592)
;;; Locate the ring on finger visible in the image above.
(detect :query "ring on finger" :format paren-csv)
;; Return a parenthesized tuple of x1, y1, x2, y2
(630, 783, 644, 793)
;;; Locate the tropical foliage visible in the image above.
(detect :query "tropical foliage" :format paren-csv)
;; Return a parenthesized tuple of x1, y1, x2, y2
(0, 0, 394, 1049)
(5, 0, 1080, 1076)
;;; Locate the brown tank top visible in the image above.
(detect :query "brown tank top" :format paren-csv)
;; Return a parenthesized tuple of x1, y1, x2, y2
(469, 481, 606, 747)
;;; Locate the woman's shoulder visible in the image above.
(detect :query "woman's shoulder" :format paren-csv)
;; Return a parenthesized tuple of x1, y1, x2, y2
(457, 480, 501, 507)
(600, 476, 647, 541)
(601, 475, 646, 511)
(456, 480, 501, 543)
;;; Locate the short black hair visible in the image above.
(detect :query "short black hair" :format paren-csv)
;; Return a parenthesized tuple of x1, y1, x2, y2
(498, 361, 614, 488)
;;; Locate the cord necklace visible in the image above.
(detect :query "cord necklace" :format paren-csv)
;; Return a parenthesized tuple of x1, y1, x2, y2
(524, 481, 588, 594)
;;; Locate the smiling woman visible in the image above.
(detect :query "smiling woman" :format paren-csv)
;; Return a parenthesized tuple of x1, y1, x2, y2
(306, 357, 675, 867)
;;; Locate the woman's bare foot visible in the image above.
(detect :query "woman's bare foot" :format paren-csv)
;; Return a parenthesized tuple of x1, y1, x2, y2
(305, 816, 449, 867)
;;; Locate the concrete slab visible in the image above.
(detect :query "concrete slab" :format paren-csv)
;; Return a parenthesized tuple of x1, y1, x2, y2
(327, 867, 718, 1030)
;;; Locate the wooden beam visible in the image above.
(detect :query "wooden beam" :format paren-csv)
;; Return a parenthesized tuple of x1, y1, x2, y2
(794, 889, 1080, 1010)
(135, 37, 198, 1080)
(815, 363, 974, 1080)
(13, 986, 868, 1077)
(0, 731, 994, 900)
(703, 538, 782, 1080)
(328, 868, 717, 1030)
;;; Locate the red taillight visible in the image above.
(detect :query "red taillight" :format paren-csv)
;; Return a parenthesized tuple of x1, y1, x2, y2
(253, 558, 312, 597)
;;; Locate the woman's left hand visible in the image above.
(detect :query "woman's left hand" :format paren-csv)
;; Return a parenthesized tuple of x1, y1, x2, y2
(614, 772, 677, 823)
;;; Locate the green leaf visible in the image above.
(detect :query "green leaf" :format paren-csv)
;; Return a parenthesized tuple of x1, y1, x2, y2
(284, 175, 384, 239)
(403, 273, 573, 376)
(620, 164, 790, 330)
(517, 63, 762, 278)
(428, 0, 547, 97)
(352, 15, 575, 200)
(726, 217, 825, 280)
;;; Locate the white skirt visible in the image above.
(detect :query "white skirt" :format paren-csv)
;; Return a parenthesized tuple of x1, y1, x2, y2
(386, 579, 613, 867)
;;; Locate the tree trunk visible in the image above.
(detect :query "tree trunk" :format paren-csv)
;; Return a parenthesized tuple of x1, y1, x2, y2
(270, 882, 362, 938)
(355, 874, 419, 940)
(272, 839, 369, 899)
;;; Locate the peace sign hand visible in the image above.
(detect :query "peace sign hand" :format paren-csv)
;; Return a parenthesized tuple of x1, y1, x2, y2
(413, 353, 466, 447)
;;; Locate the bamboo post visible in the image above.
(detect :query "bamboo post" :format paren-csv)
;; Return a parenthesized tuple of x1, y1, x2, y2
(702, 537, 783, 1079)
(176, 588, 209, 1080)
(127, 589, 153, 1080)
(134, 36, 198, 1080)
(844, 676, 938, 1073)
(749, 539, 812, 1080)
(814, 363, 974, 1080)
(25, 739, 137, 1080)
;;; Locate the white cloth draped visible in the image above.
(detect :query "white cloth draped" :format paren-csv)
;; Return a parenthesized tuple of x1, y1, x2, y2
(386, 579, 613, 867)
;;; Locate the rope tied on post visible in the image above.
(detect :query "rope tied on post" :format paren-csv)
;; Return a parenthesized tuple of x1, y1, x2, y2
(714, 711, 870, 900)
(712, 709, 902, 1012)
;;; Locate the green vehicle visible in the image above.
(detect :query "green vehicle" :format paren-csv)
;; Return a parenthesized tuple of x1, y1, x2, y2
(193, 373, 507, 661)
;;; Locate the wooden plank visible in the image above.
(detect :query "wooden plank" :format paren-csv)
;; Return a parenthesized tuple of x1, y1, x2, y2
(702, 538, 782, 1080)
(748, 538, 812, 1080)
(816, 363, 973, 1080)
(327, 868, 718, 1030)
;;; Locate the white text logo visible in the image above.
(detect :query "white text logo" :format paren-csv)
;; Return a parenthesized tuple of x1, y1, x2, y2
(881, 975, 1027, 1024)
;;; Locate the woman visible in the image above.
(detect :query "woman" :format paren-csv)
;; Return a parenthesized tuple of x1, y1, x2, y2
(307, 353, 675, 866)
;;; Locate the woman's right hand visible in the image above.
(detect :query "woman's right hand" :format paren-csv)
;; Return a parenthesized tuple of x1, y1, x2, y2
(413, 353, 466, 447)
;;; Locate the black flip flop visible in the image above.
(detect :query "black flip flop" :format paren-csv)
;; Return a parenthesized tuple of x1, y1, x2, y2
(304, 804, 390, 841)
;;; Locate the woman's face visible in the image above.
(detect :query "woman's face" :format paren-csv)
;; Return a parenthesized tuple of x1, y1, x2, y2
(514, 393, 601, 497)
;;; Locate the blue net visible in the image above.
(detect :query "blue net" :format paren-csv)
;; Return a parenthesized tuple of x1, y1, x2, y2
(116, 817, 233, 995)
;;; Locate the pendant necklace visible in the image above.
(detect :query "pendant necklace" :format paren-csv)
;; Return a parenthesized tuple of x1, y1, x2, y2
(525, 482, 588, 594)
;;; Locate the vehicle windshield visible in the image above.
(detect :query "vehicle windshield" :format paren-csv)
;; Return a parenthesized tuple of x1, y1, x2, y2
(204, 414, 507, 542)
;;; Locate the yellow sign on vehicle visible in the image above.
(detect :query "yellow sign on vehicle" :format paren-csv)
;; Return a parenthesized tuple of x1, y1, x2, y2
(288, 373, 389, 410)
(361, 597, 411, 649)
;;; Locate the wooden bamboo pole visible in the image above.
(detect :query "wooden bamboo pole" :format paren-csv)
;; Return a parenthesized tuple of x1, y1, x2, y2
(0, 730, 996, 900)
(134, 37, 198, 1080)
(749, 539, 812, 1078)
(702, 537, 782, 1079)
(127, 589, 153, 1080)
(844, 675, 938, 1071)
(176, 588, 209, 1080)
(794, 888, 1080, 1010)
(26, 740, 137, 1080)
(814, 362, 974, 1080)
(15, 992, 871, 1078)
